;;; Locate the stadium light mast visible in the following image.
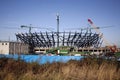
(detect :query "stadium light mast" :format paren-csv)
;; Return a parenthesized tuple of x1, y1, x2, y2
(56, 13, 59, 48)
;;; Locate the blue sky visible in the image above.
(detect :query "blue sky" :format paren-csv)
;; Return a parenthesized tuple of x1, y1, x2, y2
(0, 0, 120, 47)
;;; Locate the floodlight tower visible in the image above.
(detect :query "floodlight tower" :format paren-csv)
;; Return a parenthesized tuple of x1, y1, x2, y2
(56, 13, 59, 47)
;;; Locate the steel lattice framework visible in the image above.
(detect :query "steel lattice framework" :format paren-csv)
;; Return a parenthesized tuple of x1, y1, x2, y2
(16, 30, 102, 53)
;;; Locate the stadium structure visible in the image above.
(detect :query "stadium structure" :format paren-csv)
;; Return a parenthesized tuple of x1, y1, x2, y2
(16, 30, 102, 53)
(16, 15, 104, 54)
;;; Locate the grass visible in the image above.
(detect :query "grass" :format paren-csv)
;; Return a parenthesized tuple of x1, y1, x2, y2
(0, 57, 120, 80)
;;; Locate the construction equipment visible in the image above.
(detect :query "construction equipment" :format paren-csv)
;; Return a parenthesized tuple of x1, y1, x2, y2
(21, 25, 32, 34)
(65, 26, 112, 32)
(88, 19, 117, 53)
(21, 24, 54, 33)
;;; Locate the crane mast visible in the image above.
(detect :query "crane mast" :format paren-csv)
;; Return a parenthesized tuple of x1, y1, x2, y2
(56, 14, 59, 48)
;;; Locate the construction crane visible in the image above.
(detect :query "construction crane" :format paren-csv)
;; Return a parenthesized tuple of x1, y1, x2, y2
(21, 24, 54, 34)
(21, 24, 32, 34)
(88, 19, 117, 53)
(65, 26, 112, 32)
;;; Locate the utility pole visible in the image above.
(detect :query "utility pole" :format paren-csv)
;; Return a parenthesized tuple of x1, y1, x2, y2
(56, 14, 59, 48)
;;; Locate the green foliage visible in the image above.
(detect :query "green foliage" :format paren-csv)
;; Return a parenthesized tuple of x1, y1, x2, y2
(46, 48, 57, 54)
(115, 52, 120, 57)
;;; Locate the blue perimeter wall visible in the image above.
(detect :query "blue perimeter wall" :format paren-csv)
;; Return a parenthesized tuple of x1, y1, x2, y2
(0, 55, 84, 64)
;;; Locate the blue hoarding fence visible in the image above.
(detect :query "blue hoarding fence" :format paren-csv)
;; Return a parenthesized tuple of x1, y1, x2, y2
(0, 54, 84, 64)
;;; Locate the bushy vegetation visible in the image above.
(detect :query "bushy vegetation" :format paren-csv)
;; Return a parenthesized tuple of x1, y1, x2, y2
(0, 57, 120, 80)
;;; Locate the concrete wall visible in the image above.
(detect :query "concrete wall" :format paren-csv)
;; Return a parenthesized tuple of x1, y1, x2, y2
(0, 41, 29, 54)
(9, 42, 29, 54)
(0, 42, 9, 55)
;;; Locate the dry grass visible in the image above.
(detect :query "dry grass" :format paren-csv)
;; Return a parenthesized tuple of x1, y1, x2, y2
(0, 57, 120, 80)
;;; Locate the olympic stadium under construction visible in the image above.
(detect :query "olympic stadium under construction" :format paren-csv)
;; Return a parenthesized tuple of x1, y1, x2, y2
(15, 16, 116, 54)
(0, 15, 119, 55)
(16, 29, 103, 53)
